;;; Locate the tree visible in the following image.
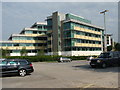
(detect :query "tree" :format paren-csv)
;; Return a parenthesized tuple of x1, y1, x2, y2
(20, 47, 27, 56)
(114, 43, 120, 51)
(107, 45, 112, 51)
(37, 49, 44, 56)
(0, 48, 2, 58)
(1, 48, 10, 57)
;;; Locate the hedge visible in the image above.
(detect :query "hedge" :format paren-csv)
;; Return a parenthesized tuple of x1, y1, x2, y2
(5, 55, 60, 62)
(4, 55, 91, 62)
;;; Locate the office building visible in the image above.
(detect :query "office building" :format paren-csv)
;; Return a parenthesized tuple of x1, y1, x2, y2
(0, 11, 104, 56)
(0, 22, 47, 56)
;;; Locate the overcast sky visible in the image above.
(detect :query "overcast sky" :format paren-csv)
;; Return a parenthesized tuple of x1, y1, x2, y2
(2, 2, 118, 42)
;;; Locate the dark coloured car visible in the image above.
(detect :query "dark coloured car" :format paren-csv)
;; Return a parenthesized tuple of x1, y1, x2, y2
(90, 51, 120, 68)
(0, 59, 34, 77)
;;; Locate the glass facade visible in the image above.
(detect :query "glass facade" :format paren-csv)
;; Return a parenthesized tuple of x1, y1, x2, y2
(66, 13, 91, 24)
(63, 21, 103, 51)
(47, 19, 52, 30)
(12, 36, 47, 41)
(64, 47, 101, 51)
(0, 22, 48, 55)
(0, 12, 104, 56)
(31, 24, 47, 31)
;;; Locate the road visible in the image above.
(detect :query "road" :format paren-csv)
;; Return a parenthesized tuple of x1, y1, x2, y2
(1, 60, 119, 88)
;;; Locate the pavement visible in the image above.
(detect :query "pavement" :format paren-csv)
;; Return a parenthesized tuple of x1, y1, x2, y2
(1, 60, 119, 88)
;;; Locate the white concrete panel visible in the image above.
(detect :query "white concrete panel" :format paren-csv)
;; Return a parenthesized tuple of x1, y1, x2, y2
(10, 53, 21, 56)
(27, 53, 37, 56)
(10, 53, 37, 56)
(61, 51, 72, 56)
(61, 51, 102, 56)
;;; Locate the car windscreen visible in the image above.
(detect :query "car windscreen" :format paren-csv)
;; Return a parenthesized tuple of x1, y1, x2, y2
(98, 53, 110, 58)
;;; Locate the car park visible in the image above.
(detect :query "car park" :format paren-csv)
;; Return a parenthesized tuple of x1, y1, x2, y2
(90, 51, 120, 68)
(57, 57, 72, 62)
(0, 59, 34, 77)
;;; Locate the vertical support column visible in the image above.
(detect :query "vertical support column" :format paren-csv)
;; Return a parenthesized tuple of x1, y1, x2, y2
(52, 12, 59, 55)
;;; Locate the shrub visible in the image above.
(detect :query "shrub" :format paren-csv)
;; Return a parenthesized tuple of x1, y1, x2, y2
(4, 55, 59, 62)
(67, 56, 87, 60)
(4, 55, 88, 62)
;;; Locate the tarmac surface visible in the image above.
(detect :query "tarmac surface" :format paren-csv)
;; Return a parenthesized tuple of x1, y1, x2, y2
(1, 60, 119, 88)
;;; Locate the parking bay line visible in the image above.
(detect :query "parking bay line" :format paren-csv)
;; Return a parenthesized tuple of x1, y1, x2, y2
(83, 84, 95, 88)
(77, 84, 95, 88)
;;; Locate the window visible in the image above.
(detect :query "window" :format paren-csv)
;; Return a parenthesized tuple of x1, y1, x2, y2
(28, 50, 31, 53)
(14, 43, 19, 46)
(38, 26, 42, 29)
(31, 25, 37, 28)
(12, 50, 20, 53)
(7, 44, 12, 46)
(44, 26, 47, 29)
(27, 37, 33, 40)
(19, 61, 28, 65)
(64, 22, 71, 29)
(72, 47, 76, 51)
(32, 50, 37, 53)
(33, 31, 37, 34)
(89, 41, 91, 44)
(85, 33, 88, 36)
(64, 31, 71, 38)
(26, 43, 33, 46)
(7, 61, 18, 65)
(86, 40, 88, 43)
(98, 42, 101, 44)
(82, 40, 85, 43)
(25, 31, 33, 34)
(20, 43, 26, 46)
(12, 37, 19, 40)
(77, 39, 81, 43)
(0, 61, 7, 66)
(2, 43, 7, 46)
(59, 41, 61, 46)
(93, 41, 95, 44)
(47, 48, 52, 52)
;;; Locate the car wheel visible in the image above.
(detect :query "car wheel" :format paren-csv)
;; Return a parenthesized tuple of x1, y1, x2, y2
(101, 63, 107, 68)
(19, 69, 27, 77)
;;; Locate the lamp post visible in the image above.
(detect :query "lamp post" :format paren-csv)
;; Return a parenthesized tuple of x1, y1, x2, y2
(100, 10, 109, 52)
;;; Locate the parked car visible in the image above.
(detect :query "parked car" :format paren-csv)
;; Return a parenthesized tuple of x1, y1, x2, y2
(58, 57, 72, 62)
(0, 58, 6, 61)
(87, 56, 96, 61)
(0, 59, 34, 77)
(90, 51, 120, 68)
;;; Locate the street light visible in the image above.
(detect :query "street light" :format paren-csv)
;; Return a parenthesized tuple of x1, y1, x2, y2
(100, 10, 109, 52)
